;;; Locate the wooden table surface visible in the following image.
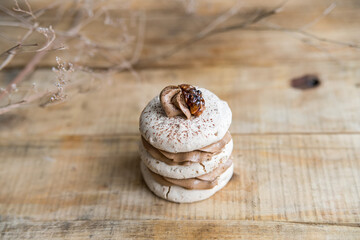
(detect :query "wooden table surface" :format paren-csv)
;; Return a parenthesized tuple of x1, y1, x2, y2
(1, 0, 360, 239)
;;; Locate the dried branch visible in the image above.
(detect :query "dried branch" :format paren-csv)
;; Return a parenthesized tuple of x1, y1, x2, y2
(243, 24, 360, 49)
(213, 2, 286, 34)
(0, 43, 37, 57)
(31, 1, 62, 19)
(176, 0, 197, 14)
(138, 0, 360, 67)
(35, 25, 56, 52)
(0, 91, 48, 115)
(0, 2, 101, 103)
(0, 50, 47, 100)
(0, 4, 33, 28)
(13, 0, 36, 20)
(138, 0, 287, 64)
(198, 1, 242, 38)
(302, 38, 343, 65)
(300, 2, 336, 31)
(0, 0, 144, 112)
(0, 21, 29, 28)
(0, 27, 34, 70)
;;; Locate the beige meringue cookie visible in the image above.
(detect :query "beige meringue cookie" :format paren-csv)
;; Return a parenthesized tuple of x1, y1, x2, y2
(139, 139, 233, 179)
(139, 88, 232, 153)
(140, 160, 234, 203)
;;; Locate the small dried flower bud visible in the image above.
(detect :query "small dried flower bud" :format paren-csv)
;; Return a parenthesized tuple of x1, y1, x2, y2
(11, 83, 18, 92)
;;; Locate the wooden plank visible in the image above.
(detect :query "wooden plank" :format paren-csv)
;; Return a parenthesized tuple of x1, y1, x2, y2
(0, 0, 359, 68)
(0, 134, 359, 223)
(1, 62, 360, 137)
(1, 220, 360, 240)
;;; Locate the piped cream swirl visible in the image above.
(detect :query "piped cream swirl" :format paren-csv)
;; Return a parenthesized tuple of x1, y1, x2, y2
(160, 85, 191, 119)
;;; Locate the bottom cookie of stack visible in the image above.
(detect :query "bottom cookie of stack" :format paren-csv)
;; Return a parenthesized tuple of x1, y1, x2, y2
(140, 159, 233, 203)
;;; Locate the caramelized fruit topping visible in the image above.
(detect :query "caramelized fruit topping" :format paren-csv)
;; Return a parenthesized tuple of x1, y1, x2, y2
(179, 84, 206, 117)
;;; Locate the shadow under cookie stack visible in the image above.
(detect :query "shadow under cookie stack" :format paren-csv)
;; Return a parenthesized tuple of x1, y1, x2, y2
(139, 84, 233, 203)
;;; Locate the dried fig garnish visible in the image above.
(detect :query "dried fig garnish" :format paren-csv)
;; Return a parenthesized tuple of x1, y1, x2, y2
(179, 84, 206, 117)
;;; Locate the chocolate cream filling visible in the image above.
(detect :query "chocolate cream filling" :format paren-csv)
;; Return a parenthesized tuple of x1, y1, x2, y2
(142, 131, 232, 166)
(160, 85, 191, 119)
(148, 158, 233, 190)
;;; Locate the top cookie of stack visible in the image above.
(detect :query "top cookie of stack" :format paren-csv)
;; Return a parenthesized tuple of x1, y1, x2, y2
(139, 84, 233, 203)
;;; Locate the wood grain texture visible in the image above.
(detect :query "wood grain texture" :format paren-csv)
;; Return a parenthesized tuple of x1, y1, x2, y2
(0, 0, 360, 238)
(1, 61, 360, 137)
(0, 134, 359, 223)
(1, 220, 360, 240)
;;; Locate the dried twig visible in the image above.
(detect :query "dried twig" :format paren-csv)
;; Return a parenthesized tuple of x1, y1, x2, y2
(0, 2, 100, 103)
(0, 50, 47, 100)
(36, 25, 56, 52)
(198, 1, 242, 38)
(0, 27, 34, 70)
(302, 38, 343, 65)
(243, 24, 360, 49)
(300, 2, 336, 31)
(13, 0, 36, 20)
(0, 4, 33, 28)
(0, 91, 48, 115)
(137, 0, 358, 66)
(0, 0, 143, 112)
(213, 1, 287, 34)
(0, 21, 29, 28)
(138, 0, 287, 64)
(0, 43, 38, 57)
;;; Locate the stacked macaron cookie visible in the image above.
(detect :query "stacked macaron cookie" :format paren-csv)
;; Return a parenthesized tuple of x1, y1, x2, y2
(139, 84, 233, 203)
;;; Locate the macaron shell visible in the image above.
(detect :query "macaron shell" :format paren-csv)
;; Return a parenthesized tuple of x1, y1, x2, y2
(139, 139, 233, 179)
(139, 88, 232, 153)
